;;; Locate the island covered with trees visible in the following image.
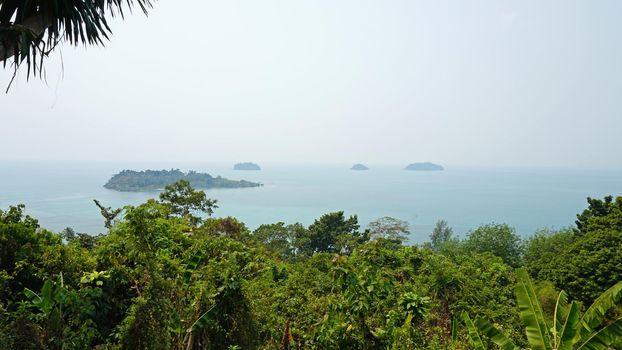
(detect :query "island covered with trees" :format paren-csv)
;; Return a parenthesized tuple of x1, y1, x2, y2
(1, 182, 621, 349)
(104, 169, 261, 191)
(350, 163, 370, 170)
(404, 162, 444, 171)
(234, 162, 261, 170)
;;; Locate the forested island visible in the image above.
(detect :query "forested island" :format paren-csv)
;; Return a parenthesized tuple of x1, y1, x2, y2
(234, 162, 261, 170)
(350, 163, 370, 170)
(1, 183, 621, 349)
(104, 169, 261, 191)
(404, 162, 444, 171)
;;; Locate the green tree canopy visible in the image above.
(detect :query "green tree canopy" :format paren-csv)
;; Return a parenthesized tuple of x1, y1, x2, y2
(464, 223, 524, 268)
(429, 219, 455, 251)
(253, 222, 307, 260)
(305, 211, 367, 255)
(575, 195, 622, 235)
(2, 195, 621, 349)
(159, 180, 218, 226)
(367, 216, 410, 244)
(523, 228, 575, 283)
(526, 196, 622, 304)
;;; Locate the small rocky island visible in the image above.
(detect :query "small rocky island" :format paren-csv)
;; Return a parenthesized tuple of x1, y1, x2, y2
(350, 164, 370, 171)
(104, 169, 262, 192)
(234, 162, 261, 171)
(404, 162, 444, 171)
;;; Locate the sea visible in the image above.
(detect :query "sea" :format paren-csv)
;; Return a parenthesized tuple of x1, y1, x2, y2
(1, 161, 620, 243)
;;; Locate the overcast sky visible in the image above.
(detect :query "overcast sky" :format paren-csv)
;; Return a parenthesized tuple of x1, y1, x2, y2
(1, 0, 621, 168)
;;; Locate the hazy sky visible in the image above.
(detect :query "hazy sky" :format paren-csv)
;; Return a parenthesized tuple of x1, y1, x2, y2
(1, 0, 621, 168)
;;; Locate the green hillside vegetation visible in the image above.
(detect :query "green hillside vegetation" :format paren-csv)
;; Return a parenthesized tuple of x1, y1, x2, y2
(104, 169, 261, 191)
(1, 182, 621, 349)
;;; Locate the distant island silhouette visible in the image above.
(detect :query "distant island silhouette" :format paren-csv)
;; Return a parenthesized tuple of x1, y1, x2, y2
(404, 162, 444, 171)
(234, 162, 261, 171)
(104, 169, 261, 192)
(350, 164, 370, 171)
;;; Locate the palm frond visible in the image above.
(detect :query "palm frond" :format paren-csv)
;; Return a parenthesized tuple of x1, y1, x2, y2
(1, 0, 153, 82)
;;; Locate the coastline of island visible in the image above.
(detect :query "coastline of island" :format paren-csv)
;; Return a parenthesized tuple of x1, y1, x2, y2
(404, 162, 444, 171)
(104, 169, 262, 192)
(350, 164, 370, 171)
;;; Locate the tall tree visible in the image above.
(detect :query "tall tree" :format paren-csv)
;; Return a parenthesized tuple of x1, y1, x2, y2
(305, 211, 366, 254)
(575, 195, 622, 235)
(464, 223, 524, 268)
(429, 219, 454, 251)
(159, 180, 217, 226)
(526, 196, 622, 304)
(253, 222, 307, 260)
(367, 216, 410, 244)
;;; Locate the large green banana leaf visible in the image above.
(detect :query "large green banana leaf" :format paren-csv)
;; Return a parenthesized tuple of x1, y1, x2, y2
(557, 301, 580, 350)
(578, 281, 622, 340)
(516, 268, 552, 350)
(474, 317, 518, 350)
(577, 318, 622, 350)
(463, 312, 486, 350)
(553, 290, 569, 345)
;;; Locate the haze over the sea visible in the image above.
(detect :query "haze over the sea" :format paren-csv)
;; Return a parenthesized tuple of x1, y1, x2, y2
(1, 0, 621, 170)
(1, 161, 620, 242)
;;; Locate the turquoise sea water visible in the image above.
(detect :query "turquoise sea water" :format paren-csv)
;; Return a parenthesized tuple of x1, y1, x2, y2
(0, 161, 620, 242)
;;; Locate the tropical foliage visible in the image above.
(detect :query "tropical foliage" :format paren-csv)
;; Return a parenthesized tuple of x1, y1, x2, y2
(1, 185, 621, 349)
(525, 196, 622, 304)
(463, 268, 622, 350)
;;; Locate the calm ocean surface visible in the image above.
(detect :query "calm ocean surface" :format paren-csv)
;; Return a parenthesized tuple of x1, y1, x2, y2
(0, 161, 620, 242)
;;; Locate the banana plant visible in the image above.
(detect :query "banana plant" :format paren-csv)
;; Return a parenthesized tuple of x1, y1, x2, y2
(23, 274, 70, 347)
(463, 268, 622, 349)
(23, 273, 67, 320)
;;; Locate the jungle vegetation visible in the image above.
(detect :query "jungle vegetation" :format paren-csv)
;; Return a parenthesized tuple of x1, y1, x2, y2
(1, 182, 621, 349)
